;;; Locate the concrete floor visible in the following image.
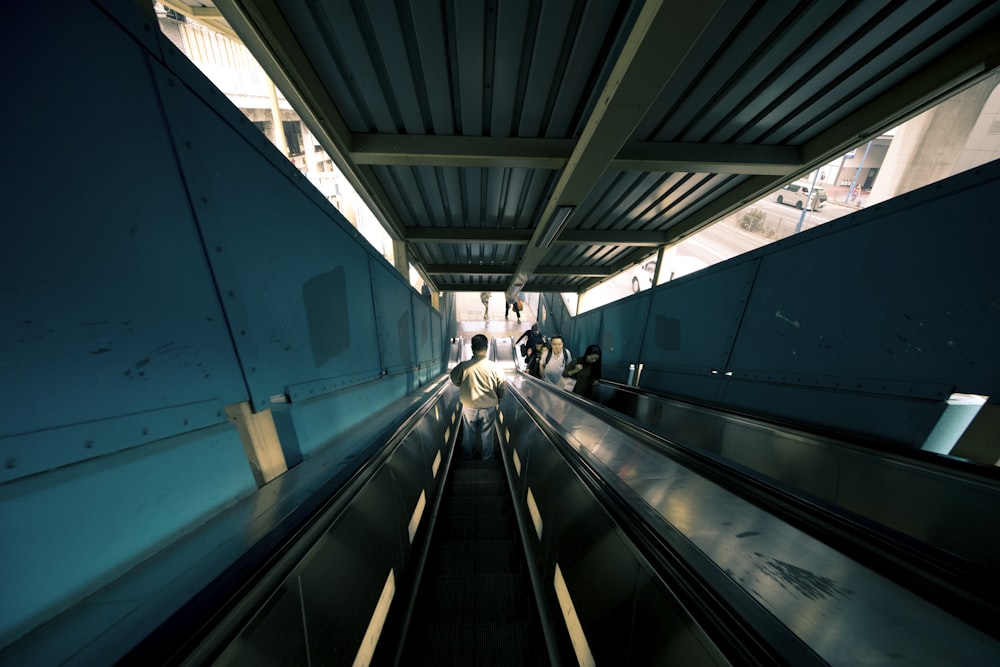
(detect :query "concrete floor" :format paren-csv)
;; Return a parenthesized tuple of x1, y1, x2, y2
(452, 291, 537, 341)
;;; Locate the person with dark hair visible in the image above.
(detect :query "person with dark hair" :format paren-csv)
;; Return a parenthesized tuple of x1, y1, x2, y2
(515, 323, 545, 359)
(541, 334, 574, 390)
(504, 296, 521, 322)
(563, 344, 602, 399)
(450, 334, 506, 459)
(527, 339, 549, 379)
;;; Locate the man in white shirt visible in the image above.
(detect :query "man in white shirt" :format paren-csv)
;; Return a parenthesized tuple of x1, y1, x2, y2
(450, 334, 506, 459)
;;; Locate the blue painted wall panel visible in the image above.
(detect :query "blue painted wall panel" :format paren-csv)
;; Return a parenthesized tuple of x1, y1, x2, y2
(566, 163, 1000, 446)
(0, 423, 253, 644)
(0, 5, 247, 442)
(642, 261, 755, 374)
(155, 64, 384, 410)
(598, 293, 653, 381)
(412, 293, 434, 366)
(731, 177, 998, 397)
(371, 260, 415, 374)
(290, 374, 414, 459)
(0, 0, 446, 648)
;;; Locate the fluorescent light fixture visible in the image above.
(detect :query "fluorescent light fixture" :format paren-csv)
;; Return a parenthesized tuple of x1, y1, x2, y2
(535, 205, 574, 249)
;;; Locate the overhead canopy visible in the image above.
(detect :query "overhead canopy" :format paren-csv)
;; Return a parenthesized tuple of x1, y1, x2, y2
(170, 1, 1000, 294)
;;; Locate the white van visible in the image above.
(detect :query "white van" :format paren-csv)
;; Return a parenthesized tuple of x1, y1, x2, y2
(774, 181, 827, 211)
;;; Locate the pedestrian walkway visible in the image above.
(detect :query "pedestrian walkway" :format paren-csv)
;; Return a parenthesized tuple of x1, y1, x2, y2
(454, 292, 535, 340)
(824, 184, 869, 208)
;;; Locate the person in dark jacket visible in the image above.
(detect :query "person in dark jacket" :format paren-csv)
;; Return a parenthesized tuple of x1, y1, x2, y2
(563, 344, 602, 399)
(527, 340, 549, 379)
(505, 296, 521, 321)
(515, 323, 544, 358)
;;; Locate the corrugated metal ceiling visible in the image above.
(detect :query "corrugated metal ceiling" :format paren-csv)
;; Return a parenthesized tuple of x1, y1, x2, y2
(182, 1, 1000, 294)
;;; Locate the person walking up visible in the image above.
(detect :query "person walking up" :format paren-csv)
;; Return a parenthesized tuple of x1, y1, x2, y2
(450, 334, 506, 460)
(563, 344, 602, 400)
(541, 334, 574, 390)
(505, 296, 521, 322)
(480, 291, 490, 319)
(515, 323, 543, 357)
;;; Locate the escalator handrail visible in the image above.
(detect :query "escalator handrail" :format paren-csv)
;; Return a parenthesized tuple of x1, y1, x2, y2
(524, 381, 1000, 642)
(126, 375, 457, 666)
(505, 381, 823, 666)
(599, 381, 1000, 632)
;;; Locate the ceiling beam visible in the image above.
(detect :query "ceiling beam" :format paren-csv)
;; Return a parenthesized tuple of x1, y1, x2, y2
(351, 135, 571, 169)
(351, 133, 803, 174)
(405, 228, 532, 244)
(801, 15, 1000, 166)
(216, 1, 411, 243)
(558, 230, 671, 247)
(160, 1, 242, 41)
(422, 265, 613, 277)
(642, 15, 1000, 250)
(613, 142, 801, 175)
(405, 227, 669, 247)
(506, 0, 724, 298)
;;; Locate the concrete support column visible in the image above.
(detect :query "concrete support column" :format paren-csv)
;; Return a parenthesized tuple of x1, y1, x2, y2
(870, 74, 1000, 206)
(392, 239, 409, 280)
(303, 123, 318, 176)
(267, 78, 289, 156)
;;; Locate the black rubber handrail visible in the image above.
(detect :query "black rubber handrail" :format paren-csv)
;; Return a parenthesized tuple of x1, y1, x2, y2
(122, 376, 455, 666)
(524, 381, 1000, 644)
(598, 381, 1000, 638)
(506, 382, 821, 667)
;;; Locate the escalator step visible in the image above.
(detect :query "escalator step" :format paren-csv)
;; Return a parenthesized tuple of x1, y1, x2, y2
(414, 620, 536, 666)
(440, 495, 510, 518)
(449, 479, 506, 499)
(421, 572, 528, 623)
(431, 540, 521, 576)
(399, 454, 545, 664)
(436, 514, 515, 541)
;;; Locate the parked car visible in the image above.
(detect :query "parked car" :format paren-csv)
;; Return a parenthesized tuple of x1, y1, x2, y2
(773, 181, 827, 210)
(631, 260, 656, 292)
(630, 256, 708, 292)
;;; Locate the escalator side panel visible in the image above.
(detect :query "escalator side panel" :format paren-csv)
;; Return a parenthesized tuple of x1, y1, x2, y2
(401, 450, 545, 665)
(617, 387, 1000, 571)
(504, 386, 731, 665)
(202, 388, 461, 666)
(513, 378, 1000, 665)
(214, 465, 408, 666)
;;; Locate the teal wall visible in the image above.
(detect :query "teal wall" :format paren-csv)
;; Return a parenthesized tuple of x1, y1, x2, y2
(556, 162, 1000, 447)
(0, 0, 442, 646)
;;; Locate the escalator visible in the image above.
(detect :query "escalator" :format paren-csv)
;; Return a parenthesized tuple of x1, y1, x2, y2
(98, 367, 999, 666)
(396, 432, 546, 665)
